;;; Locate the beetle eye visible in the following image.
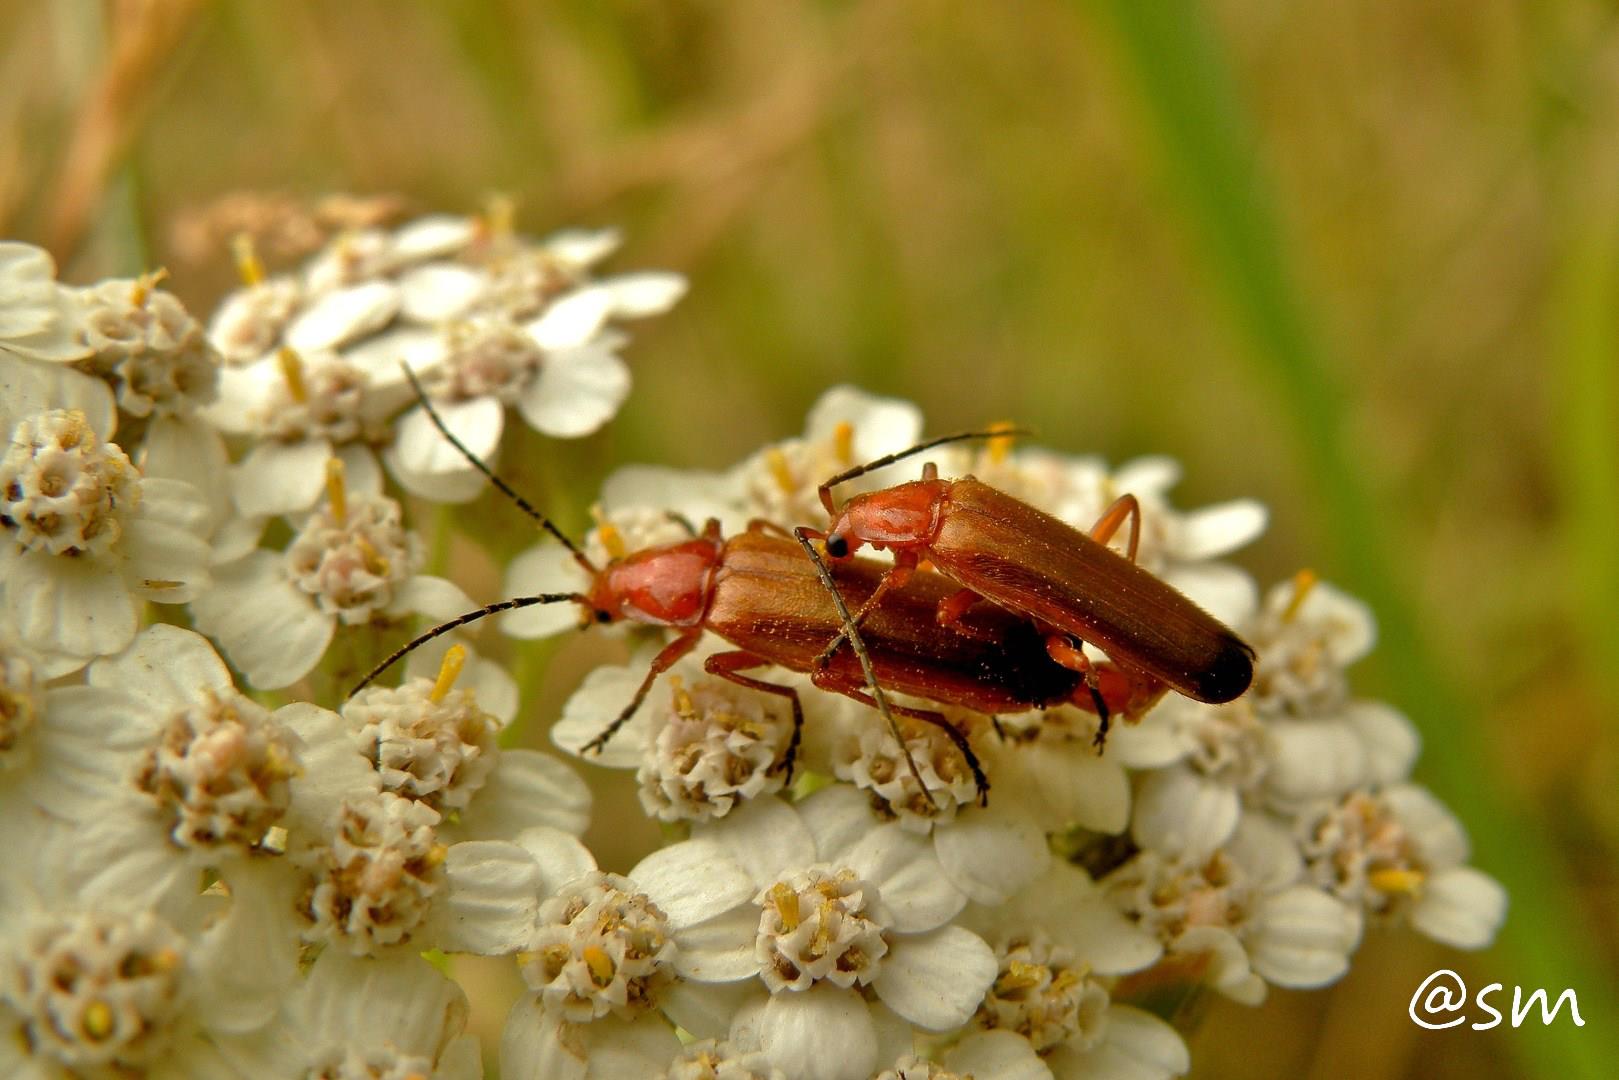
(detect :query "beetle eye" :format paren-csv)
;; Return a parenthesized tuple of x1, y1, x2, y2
(825, 534, 849, 559)
(595, 608, 613, 623)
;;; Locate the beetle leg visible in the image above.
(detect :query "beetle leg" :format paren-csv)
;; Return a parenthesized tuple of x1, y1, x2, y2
(812, 671, 990, 805)
(921, 460, 939, 482)
(662, 510, 701, 537)
(813, 559, 916, 668)
(703, 651, 806, 782)
(747, 518, 796, 538)
(932, 592, 977, 634)
(581, 629, 703, 756)
(1088, 493, 1143, 564)
(1043, 635, 1112, 751)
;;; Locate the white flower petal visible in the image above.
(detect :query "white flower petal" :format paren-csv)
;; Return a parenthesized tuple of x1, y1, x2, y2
(1112, 456, 1182, 496)
(804, 386, 923, 462)
(1174, 925, 1264, 1005)
(280, 701, 380, 826)
(439, 840, 545, 954)
(1346, 701, 1420, 786)
(398, 263, 488, 323)
(88, 623, 232, 712)
(1225, 812, 1303, 890)
(140, 416, 231, 529)
(525, 288, 613, 350)
(756, 985, 878, 1080)
(1160, 563, 1258, 626)
(552, 662, 650, 765)
(0, 354, 114, 436)
(1384, 783, 1470, 867)
(499, 995, 586, 1080)
(1055, 1004, 1190, 1080)
(191, 551, 334, 689)
(294, 948, 471, 1059)
(1264, 718, 1367, 806)
(394, 396, 504, 476)
(702, 796, 818, 886)
(457, 750, 591, 838)
(503, 541, 592, 640)
(233, 438, 332, 519)
(386, 574, 474, 622)
(932, 801, 1050, 907)
(287, 281, 400, 352)
(1132, 765, 1240, 860)
(543, 227, 622, 269)
(123, 479, 213, 603)
(1020, 741, 1132, 834)
(845, 826, 965, 933)
(343, 325, 447, 384)
(671, 903, 761, 982)
(946, 1031, 1053, 1080)
(1247, 886, 1361, 989)
(517, 344, 630, 438)
(599, 272, 688, 318)
(631, 838, 753, 930)
(513, 826, 598, 897)
(1411, 866, 1507, 950)
(873, 926, 996, 1030)
(1172, 499, 1268, 560)
(662, 979, 761, 1041)
(392, 215, 477, 263)
(795, 783, 877, 863)
(7, 550, 136, 661)
(579, 1013, 683, 1075)
(194, 859, 300, 1033)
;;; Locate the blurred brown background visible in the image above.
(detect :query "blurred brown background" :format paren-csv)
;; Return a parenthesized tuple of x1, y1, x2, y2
(4, 1, 1616, 1077)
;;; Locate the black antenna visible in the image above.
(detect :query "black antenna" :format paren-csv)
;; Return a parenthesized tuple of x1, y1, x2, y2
(348, 592, 590, 698)
(817, 427, 1035, 515)
(401, 363, 597, 574)
(793, 527, 937, 808)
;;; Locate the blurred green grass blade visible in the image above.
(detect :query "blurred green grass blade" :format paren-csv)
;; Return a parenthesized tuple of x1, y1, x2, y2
(1084, 0, 1615, 1075)
(1550, 194, 1619, 728)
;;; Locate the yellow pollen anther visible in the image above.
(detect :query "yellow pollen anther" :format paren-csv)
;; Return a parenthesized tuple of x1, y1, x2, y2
(482, 193, 516, 241)
(152, 947, 182, 973)
(986, 420, 1017, 464)
(812, 898, 835, 955)
(669, 675, 696, 719)
(1369, 867, 1425, 895)
(56, 409, 90, 449)
(355, 533, 390, 576)
(1282, 568, 1319, 623)
(583, 944, 616, 986)
(431, 644, 467, 703)
(424, 843, 449, 868)
(129, 267, 169, 307)
(83, 1000, 114, 1040)
(231, 233, 266, 287)
(770, 883, 801, 932)
(832, 421, 855, 465)
(765, 448, 796, 495)
(277, 347, 310, 404)
(997, 960, 1045, 991)
(591, 504, 627, 561)
(325, 458, 348, 524)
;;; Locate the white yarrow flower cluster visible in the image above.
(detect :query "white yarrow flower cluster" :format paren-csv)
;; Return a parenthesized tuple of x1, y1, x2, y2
(0, 219, 1501, 1080)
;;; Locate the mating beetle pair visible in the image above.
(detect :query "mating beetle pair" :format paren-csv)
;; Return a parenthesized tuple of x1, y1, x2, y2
(353, 375, 1255, 805)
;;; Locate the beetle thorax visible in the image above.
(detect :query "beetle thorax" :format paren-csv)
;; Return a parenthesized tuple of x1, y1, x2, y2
(834, 479, 947, 554)
(600, 538, 722, 627)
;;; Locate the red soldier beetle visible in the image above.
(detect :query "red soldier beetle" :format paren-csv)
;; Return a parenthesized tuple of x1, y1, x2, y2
(807, 429, 1256, 745)
(351, 371, 1155, 804)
